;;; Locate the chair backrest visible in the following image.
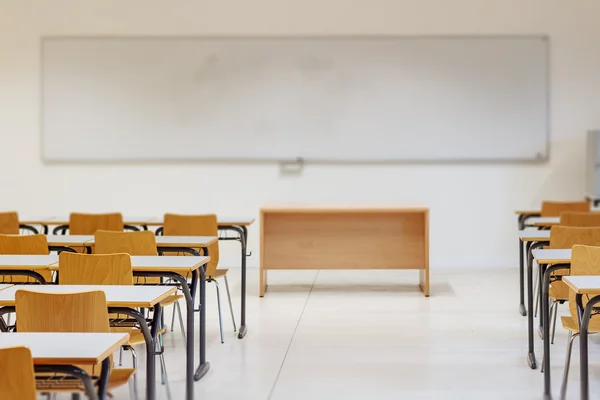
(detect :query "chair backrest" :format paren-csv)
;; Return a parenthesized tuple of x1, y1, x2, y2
(59, 252, 133, 285)
(0, 346, 37, 400)
(560, 211, 600, 227)
(541, 201, 590, 217)
(0, 234, 51, 283)
(95, 230, 157, 255)
(0, 234, 48, 255)
(15, 290, 111, 376)
(0, 211, 19, 234)
(69, 213, 124, 235)
(549, 226, 600, 249)
(95, 230, 157, 284)
(163, 213, 219, 277)
(567, 245, 600, 326)
(16, 290, 110, 333)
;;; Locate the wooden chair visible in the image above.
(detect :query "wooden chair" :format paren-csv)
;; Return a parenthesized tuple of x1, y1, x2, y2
(0, 211, 19, 234)
(560, 211, 600, 227)
(69, 212, 124, 235)
(163, 213, 236, 343)
(541, 201, 590, 217)
(0, 346, 37, 400)
(0, 234, 52, 283)
(558, 245, 600, 398)
(15, 290, 135, 397)
(94, 230, 185, 339)
(58, 252, 172, 399)
(545, 226, 600, 344)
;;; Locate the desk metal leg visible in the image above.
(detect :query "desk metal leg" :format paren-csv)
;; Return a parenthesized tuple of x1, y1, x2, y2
(519, 236, 527, 316)
(578, 294, 600, 400)
(195, 262, 210, 380)
(527, 241, 545, 369)
(109, 307, 158, 400)
(97, 357, 111, 399)
(34, 365, 98, 400)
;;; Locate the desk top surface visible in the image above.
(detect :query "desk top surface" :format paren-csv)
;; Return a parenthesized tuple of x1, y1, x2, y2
(519, 230, 551, 241)
(0, 284, 13, 291)
(45, 235, 94, 245)
(261, 204, 429, 213)
(0, 255, 58, 268)
(21, 216, 255, 226)
(563, 276, 600, 294)
(515, 210, 542, 216)
(47, 255, 210, 273)
(0, 332, 129, 365)
(0, 285, 176, 307)
(527, 217, 560, 226)
(153, 236, 218, 247)
(532, 249, 571, 263)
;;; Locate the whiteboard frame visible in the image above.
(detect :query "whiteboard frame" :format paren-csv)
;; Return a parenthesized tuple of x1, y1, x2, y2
(40, 34, 551, 164)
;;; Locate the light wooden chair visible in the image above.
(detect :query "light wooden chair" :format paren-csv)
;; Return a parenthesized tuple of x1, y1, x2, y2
(541, 201, 590, 217)
(0, 234, 52, 283)
(560, 211, 600, 227)
(69, 212, 124, 235)
(94, 230, 185, 340)
(163, 213, 236, 343)
(545, 226, 600, 344)
(15, 290, 135, 397)
(0, 346, 37, 400)
(558, 245, 600, 399)
(58, 252, 172, 399)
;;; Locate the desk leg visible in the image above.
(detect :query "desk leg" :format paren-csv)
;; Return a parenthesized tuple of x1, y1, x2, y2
(195, 262, 210, 380)
(578, 294, 600, 400)
(239, 226, 248, 338)
(518, 214, 527, 316)
(34, 365, 98, 400)
(527, 242, 544, 369)
(109, 307, 157, 400)
(97, 357, 111, 400)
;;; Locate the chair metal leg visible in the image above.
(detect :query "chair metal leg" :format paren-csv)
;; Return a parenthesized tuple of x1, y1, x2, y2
(223, 275, 237, 332)
(560, 331, 579, 400)
(213, 280, 225, 343)
(119, 346, 123, 366)
(124, 345, 139, 400)
(159, 352, 172, 400)
(6, 313, 11, 327)
(551, 301, 558, 345)
(170, 303, 176, 333)
(175, 300, 186, 342)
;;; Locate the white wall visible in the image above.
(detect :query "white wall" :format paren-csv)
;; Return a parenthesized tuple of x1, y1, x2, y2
(1, 0, 599, 269)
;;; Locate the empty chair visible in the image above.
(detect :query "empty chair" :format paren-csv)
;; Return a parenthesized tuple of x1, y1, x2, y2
(541, 201, 590, 217)
(163, 213, 236, 343)
(0, 234, 52, 283)
(546, 226, 600, 344)
(58, 252, 172, 399)
(94, 230, 185, 339)
(15, 290, 135, 397)
(0, 346, 37, 400)
(69, 212, 124, 235)
(558, 245, 600, 399)
(560, 211, 600, 227)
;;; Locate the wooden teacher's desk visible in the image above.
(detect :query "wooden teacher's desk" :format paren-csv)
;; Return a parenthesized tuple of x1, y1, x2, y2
(260, 205, 429, 296)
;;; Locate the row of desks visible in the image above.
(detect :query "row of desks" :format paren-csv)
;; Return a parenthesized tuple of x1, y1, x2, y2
(0, 254, 208, 400)
(518, 219, 600, 399)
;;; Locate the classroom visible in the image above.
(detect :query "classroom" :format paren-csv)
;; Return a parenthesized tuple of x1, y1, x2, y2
(2, 1, 600, 399)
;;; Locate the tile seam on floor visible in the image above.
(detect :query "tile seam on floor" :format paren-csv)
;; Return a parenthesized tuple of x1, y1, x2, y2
(266, 270, 320, 400)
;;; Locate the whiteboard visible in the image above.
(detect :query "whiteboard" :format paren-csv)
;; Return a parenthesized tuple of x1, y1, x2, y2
(41, 36, 549, 162)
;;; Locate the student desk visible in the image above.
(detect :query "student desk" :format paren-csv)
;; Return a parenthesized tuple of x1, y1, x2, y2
(260, 205, 430, 296)
(518, 230, 550, 369)
(515, 211, 542, 317)
(0, 255, 58, 284)
(154, 216, 256, 339)
(563, 276, 600, 400)
(532, 248, 572, 398)
(0, 332, 129, 400)
(0, 284, 174, 400)
(49, 255, 211, 400)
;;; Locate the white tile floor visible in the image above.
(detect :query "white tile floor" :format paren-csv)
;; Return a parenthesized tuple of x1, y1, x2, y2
(60, 267, 600, 399)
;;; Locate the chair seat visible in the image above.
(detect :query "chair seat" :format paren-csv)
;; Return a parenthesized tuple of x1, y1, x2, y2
(160, 294, 183, 306)
(208, 269, 228, 280)
(561, 316, 600, 333)
(128, 328, 167, 346)
(35, 368, 135, 393)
